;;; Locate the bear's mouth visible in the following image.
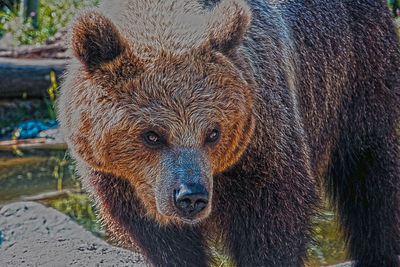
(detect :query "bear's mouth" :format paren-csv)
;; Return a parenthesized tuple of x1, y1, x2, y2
(171, 208, 211, 224)
(179, 216, 204, 224)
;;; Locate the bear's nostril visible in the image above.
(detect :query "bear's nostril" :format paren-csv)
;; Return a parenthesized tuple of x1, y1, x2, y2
(194, 198, 207, 211)
(174, 184, 209, 217)
(179, 198, 192, 209)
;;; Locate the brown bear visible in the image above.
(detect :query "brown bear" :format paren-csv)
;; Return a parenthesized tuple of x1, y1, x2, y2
(58, 0, 400, 266)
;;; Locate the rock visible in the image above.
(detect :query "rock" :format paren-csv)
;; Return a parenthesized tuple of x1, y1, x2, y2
(0, 202, 146, 266)
(39, 127, 65, 144)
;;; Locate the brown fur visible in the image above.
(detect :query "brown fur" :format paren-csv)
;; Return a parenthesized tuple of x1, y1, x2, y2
(59, 0, 400, 266)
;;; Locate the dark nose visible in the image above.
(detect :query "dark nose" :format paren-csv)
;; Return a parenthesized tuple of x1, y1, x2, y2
(174, 184, 209, 217)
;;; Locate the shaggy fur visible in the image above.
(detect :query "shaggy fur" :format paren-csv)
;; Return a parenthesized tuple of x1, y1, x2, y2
(58, 0, 400, 266)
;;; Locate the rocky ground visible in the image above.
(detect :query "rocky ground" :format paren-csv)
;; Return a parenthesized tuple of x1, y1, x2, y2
(0, 202, 146, 266)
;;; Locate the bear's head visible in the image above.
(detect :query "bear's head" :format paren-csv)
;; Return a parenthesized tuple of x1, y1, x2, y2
(60, 0, 254, 224)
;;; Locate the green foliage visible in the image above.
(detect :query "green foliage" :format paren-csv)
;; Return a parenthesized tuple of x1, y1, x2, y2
(51, 193, 104, 237)
(50, 155, 68, 191)
(0, 0, 99, 46)
(44, 71, 58, 120)
(307, 211, 347, 266)
(389, 0, 400, 17)
(47, 154, 103, 236)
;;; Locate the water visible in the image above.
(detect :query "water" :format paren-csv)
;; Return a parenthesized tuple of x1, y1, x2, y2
(0, 146, 77, 203)
(0, 146, 347, 266)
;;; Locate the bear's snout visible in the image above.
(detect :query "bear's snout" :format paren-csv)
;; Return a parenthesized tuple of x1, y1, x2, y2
(174, 183, 209, 218)
(155, 148, 213, 222)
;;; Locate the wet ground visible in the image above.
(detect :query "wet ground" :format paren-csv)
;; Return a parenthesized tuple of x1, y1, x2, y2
(0, 146, 348, 266)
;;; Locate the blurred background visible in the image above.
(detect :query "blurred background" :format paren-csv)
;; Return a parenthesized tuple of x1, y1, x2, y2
(1, 0, 399, 266)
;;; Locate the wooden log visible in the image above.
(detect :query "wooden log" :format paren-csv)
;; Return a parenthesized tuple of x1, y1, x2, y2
(0, 44, 68, 59)
(0, 57, 67, 98)
(0, 137, 46, 147)
(0, 137, 67, 150)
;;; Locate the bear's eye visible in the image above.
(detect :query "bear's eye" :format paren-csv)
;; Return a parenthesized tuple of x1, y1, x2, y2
(143, 131, 162, 146)
(205, 128, 220, 143)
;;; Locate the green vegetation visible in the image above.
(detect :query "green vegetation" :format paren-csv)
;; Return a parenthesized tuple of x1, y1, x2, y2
(0, 0, 99, 46)
(389, 0, 400, 17)
(50, 193, 104, 237)
(307, 211, 348, 266)
(45, 71, 58, 120)
(50, 154, 70, 191)
(46, 152, 103, 237)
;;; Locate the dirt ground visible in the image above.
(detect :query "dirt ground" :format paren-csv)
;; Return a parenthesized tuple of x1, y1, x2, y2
(0, 201, 146, 266)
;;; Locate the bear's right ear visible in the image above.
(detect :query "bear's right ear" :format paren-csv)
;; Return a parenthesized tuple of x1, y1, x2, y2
(206, 0, 251, 53)
(71, 10, 126, 72)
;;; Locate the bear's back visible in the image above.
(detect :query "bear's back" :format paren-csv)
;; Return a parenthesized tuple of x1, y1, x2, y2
(237, 0, 400, 174)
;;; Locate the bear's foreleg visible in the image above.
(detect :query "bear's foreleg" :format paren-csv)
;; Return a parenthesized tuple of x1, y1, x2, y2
(212, 162, 318, 266)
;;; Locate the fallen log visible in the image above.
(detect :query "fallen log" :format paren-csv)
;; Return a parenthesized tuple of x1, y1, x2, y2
(0, 44, 68, 59)
(0, 57, 67, 98)
(0, 137, 47, 148)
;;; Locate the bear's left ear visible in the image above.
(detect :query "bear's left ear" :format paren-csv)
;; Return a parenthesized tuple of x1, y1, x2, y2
(71, 10, 127, 72)
(206, 0, 251, 53)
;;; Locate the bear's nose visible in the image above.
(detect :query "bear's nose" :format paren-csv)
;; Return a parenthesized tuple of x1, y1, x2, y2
(174, 183, 208, 217)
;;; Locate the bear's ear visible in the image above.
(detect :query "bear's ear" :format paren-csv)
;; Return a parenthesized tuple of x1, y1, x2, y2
(206, 0, 251, 52)
(71, 10, 126, 72)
